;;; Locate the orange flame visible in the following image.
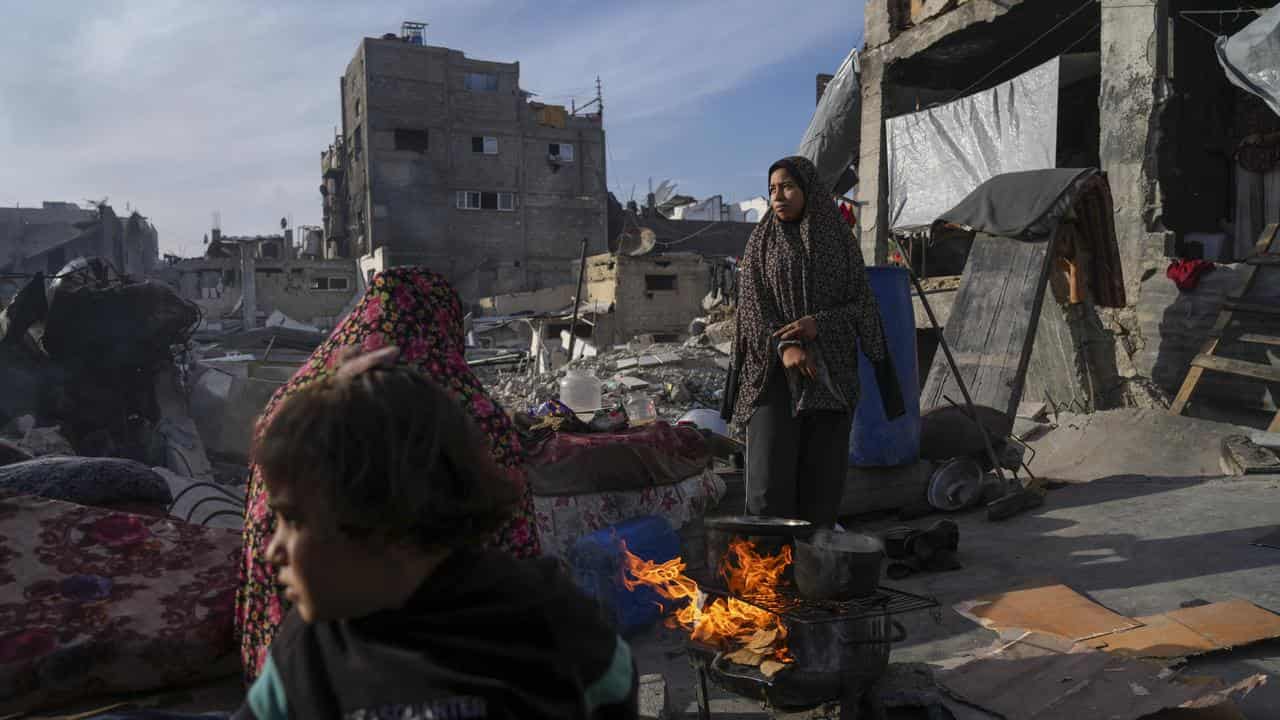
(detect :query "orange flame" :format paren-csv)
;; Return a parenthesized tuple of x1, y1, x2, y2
(623, 538, 793, 662)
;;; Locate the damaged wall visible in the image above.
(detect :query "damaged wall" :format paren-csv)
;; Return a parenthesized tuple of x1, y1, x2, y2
(0, 204, 160, 301)
(860, 0, 1280, 418)
(580, 253, 710, 342)
(161, 257, 359, 331)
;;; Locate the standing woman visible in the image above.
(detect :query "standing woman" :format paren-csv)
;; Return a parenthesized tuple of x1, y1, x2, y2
(729, 156, 904, 528)
(235, 267, 541, 683)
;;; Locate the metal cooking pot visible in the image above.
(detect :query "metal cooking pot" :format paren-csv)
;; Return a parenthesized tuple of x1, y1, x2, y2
(703, 515, 814, 578)
(793, 530, 885, 601)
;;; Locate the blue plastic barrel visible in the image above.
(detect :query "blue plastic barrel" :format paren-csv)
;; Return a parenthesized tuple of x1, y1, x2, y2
(568, 515, 681, 637)
(849, 266, 921, 467)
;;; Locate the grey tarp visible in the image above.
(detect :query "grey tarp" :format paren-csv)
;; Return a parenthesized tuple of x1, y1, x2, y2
(886, 57, 1060, 231)
(1216, 6, 1280, 118)
(935, 168, 1096, 240)
(798, 48, 861, 196)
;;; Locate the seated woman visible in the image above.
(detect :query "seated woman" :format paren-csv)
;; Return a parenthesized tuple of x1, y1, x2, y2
(235, 268, 541, 683)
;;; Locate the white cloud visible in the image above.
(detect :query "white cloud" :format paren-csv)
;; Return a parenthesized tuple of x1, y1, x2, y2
(0, 1, 860, 258)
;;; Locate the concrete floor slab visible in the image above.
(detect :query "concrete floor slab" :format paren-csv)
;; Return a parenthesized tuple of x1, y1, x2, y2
(633, 409, 1280, 718)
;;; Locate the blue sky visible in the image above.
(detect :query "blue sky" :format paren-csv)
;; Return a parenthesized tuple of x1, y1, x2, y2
(0, 1, 862, 258)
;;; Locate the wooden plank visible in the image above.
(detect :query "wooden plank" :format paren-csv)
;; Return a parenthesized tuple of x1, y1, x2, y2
(1268, 412, 1280, 434)
(920, 233, 1054, 417)
(1169, 365, 1206, 416)
(1237, 333, 1280, 347)
(1190, 354, 1280, 384)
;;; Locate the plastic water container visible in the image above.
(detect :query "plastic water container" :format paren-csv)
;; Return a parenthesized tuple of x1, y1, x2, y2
(569, 516, 681, 637)
(559, 370, 602, 415)
(850, 266, 921, 467)
(626, 393, 657, 425)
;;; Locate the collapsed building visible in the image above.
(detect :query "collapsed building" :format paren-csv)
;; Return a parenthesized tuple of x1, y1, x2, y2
(857, 0, 1280, 424)
(157, 228, 360, 333)
(0, 201, 160, 303)
(470, 192, 755, 369)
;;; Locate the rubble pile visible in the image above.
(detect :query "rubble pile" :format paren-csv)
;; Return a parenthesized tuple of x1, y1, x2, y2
(476, 341, 732, 423)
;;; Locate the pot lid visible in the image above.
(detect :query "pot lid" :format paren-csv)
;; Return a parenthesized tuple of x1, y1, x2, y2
(927, 457, 985, 511)
(704, 515, 815, 536)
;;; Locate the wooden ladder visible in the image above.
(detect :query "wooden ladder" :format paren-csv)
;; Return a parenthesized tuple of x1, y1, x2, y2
(1169, 223, 1280, 432)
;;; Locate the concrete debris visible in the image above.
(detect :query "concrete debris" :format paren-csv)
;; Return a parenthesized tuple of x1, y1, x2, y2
(265, 310, 320, 333)
(3, 415, 36, 438)
(637, 673, 671, 720)
(704, 318, 735, 346)
(475, 342, 729, 424)
(615, 375, 651, 391)
(20, 426, 76, 457)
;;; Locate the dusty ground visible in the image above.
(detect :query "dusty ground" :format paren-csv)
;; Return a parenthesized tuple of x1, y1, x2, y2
(26, 410, 1278, 719)
(630, 408, 1280, 718)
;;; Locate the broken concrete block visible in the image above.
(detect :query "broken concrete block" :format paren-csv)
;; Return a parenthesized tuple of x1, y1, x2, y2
(21, 426, 75, 457)
(5, 414, 36, 438)
(667, 382, 694, 404)
(615, 357, 640, 371)
(1220, 435, 1280, 476)
(637, 673, 670, 720)
(705, 319, 735, 346)
(638, 352, 683, 368)
(714, 342, 733, 356)
(614, 375, 651, 391)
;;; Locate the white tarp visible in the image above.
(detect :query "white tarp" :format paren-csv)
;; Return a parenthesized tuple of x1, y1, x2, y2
(1216, 6, 1280, 118)
(885, 57, 1061, 231)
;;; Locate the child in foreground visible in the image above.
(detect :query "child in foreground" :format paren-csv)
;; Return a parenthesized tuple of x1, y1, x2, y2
(232, 364, 637, 720)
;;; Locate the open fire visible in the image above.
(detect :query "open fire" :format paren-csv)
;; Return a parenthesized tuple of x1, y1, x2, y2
(623, 538, 794, 677)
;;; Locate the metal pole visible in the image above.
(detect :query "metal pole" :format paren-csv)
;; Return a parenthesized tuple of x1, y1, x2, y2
(567, 237, 589, 361)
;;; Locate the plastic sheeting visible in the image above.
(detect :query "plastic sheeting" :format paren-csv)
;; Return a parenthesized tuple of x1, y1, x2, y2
(798, 48, 861, 196)
(1216, 6, 1280, 118)
(885, 57, 1061, 231)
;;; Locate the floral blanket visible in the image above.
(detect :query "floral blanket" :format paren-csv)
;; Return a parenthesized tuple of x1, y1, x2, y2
(534, 468, 726, 560)
(0, 494, 241, 716)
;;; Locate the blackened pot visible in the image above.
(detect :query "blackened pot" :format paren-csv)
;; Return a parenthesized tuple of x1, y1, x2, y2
(793, 530, 885, 601)
(708, 614, 905, 709)
(703, 515, 814, 577)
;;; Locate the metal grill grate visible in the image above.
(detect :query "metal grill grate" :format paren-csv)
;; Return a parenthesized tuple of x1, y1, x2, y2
(699, 581, 938, 625)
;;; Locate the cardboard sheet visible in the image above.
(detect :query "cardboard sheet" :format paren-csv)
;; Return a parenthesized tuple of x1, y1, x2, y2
(954, 583, 1142, 641)
(957, 583, 1280, 659)
(1094, 600, 1280, 659)
(938, 634, 1264, 720)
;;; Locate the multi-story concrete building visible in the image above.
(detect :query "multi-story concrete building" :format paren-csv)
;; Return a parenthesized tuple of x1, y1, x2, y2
(321, 24, 609, 301)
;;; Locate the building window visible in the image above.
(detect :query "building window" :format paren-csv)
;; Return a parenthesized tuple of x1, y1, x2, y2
(456, 190, 516, 211)
(261, 243, 281, 260)
(471, 136, 498, 154)
(223, 269, 238, 287)
(394, 128, 429, 153)
(311, 276, 351, 291)
(645, 274, 677, 292)
(549, 143, 575, 162)
(464, 72, 498, 92)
